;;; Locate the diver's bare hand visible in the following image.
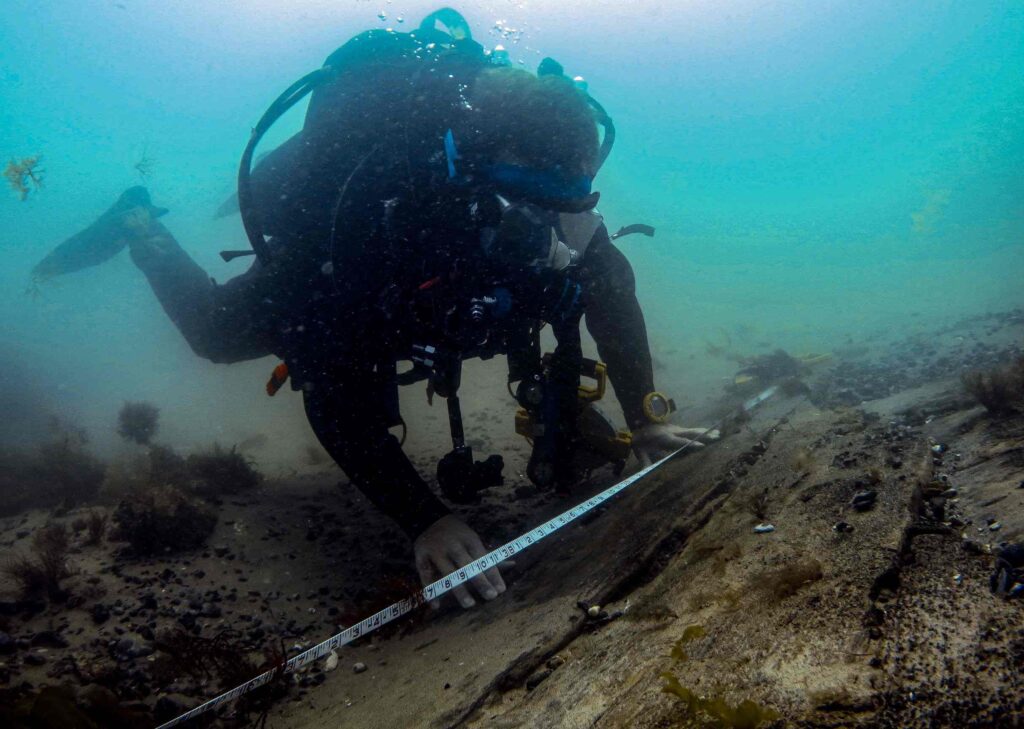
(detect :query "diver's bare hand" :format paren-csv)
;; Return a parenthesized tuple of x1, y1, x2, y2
(414, 515, 506, 609)
(632, 424, 720, 467)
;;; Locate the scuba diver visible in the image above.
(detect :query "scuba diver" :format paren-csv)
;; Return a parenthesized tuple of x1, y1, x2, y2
(34, 9, 713, 609)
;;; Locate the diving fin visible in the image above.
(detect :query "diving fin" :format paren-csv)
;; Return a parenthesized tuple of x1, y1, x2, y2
(610, 223, 655, 241)
(32, 186, 169, 283)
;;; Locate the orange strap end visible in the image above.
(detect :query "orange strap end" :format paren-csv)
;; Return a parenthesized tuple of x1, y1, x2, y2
(266, 362, 289, 396)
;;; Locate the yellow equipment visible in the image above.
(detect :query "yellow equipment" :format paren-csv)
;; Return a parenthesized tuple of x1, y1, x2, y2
(515, 359, 633, 476)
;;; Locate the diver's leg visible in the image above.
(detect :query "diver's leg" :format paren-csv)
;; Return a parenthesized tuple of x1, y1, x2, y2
(128, 218, 274, 363)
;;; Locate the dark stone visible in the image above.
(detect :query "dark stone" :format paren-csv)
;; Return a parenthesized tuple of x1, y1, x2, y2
(24, 652, 47, 666)
(178, 611, 197, 629)
(213, 545, 230, 557)
(92, 603, 111, 625)
(30, 630, 68, 649)
(526, 668, 553, 691)
(199, 603, 221, 618)
(851, 490, 878, 512)
(154, 695, 187, 722)
(0, 631, 16, 655)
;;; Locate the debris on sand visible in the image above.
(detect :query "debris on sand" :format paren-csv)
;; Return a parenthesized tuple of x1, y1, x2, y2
(116, 401, 160, 445)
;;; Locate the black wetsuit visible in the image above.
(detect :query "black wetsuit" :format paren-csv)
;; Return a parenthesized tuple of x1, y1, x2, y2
(129, 31, 655, 539)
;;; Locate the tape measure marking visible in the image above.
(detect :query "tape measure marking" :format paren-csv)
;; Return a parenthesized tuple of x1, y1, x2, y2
(158, 386, 778, 728)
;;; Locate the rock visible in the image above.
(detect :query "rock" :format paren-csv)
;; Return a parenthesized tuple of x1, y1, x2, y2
(833, 521, 854, 534)
(851, 490, 878, 512)
(514, 485, 539, 499)
(989, 522, 1002, 532)
(526, 668, 553, 691)
(325, 650, 339, 672)
(199, 602, 221, 618)
(0, 631, 16, 655)
(24, 652, 47, 666)
(154, 694, 189, 722)
(178, 611, 197, 629)
(962, 538, 988, 555)
(754, 523, 776, 533)
(353, 661, 367, 674)
(587, 605, 601, 618)
(91, 603, 110, 625)
(213, 545, 230, 557)
(31, 630, 68, 649)
(546, 655, 566, 670)
(78, 683, 119, 711)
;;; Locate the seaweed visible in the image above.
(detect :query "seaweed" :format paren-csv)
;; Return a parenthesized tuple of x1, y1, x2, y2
(185, 444, 262, 496)
(2, 523, 72, 601)
(659, 673, 780, 729)
(4, 156, 44, 201)
(661, 624, 779, 728)
(670, 624, 707, 662)
(756, 559, 824, 602)
(741, 488, 771, 521)
(962, 357, 1024, 416)
(112, 485, 216, 555)
(152, 628, 289, 726)
(116, 401, 160, 445)
(0, 434, 105, 516)
(133, 150, 155, 181)
(85, 509, 108, 546)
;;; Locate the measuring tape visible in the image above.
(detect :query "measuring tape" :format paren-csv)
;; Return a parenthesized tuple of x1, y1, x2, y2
(157, 386, 779, 728)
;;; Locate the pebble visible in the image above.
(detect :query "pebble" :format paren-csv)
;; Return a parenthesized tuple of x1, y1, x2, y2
(0, 631, 15, 655)
(587, 605, 601, 618)
(353, 662, 367, 674)
(324, 650, 339, 672)
(851, 490, 878, 512)
(30, 630, 67, 648)
(833, 521, 854, 534)
(989, 522, 1002, 532)
(91, 604, 110, 625)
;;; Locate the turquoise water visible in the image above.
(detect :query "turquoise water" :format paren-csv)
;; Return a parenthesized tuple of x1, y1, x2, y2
(1, 1, 1022, 459)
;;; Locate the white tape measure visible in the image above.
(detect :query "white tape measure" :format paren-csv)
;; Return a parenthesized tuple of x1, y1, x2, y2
(158, 386, 778, 728)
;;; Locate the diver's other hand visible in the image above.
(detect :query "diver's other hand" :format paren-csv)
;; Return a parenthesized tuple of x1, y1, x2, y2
(631, 424, 720, 467)
(414, 515, 506, 610)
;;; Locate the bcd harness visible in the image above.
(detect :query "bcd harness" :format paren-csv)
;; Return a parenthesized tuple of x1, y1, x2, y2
(243, 8, 636, 500)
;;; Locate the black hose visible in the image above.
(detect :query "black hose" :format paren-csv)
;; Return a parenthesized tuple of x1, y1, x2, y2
(237, 67, 336, 264)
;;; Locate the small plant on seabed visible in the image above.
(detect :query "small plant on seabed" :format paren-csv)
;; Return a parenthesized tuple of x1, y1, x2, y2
(116, 401, 160, 445)
(152, 628, 290, 727)
(962, 357, 1024, 416)
(185, 444, 263, 496)
(2, 523, 72, 601)
(659, 624, 780, 728)
(84, 509, 108, 546)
